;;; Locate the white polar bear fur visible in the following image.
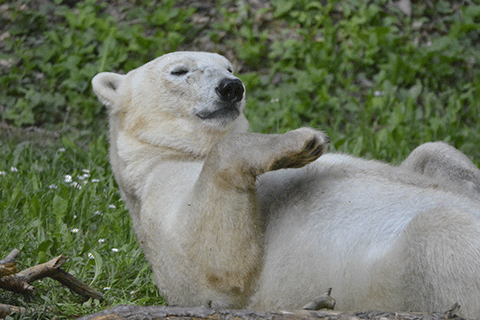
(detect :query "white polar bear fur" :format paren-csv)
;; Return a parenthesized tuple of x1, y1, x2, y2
(92, 51, 480, 318)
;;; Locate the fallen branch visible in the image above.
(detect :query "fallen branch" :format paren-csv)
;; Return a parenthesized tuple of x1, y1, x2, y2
(51, 268, 104, 300)
(0, 303, 26, 318)
(0, 249, 103, 300)
(0, 248, 19, 277)
(0, 253, 66, 293)
(76, 305, 467, 320)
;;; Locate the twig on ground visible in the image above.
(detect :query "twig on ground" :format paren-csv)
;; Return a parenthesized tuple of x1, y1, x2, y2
(0, 303, 27, 318)
(0, 249, 103, 301)
(0, 248, 19, 277)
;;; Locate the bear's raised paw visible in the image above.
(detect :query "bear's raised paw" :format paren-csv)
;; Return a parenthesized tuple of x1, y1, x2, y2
(269, 128, 330, 171)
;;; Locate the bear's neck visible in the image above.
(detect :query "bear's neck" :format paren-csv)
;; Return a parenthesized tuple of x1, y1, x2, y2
(108, 121, 215, 215)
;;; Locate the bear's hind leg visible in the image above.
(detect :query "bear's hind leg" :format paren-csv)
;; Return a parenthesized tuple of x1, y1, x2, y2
(400, 142, 480, 198)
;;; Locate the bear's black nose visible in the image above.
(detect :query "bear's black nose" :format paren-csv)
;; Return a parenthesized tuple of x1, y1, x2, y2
(216, 78, 244, 103)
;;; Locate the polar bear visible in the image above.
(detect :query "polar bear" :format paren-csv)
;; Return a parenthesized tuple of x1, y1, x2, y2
(92, 51, 480, 318)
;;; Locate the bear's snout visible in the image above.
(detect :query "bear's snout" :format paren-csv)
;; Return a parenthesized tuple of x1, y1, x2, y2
(216, 78, 244, 103)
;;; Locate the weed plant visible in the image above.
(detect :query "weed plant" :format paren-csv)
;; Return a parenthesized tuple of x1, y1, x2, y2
(1, 0, 480, 318)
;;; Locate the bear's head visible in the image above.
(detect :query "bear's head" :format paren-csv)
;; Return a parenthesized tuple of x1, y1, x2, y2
(92, 51, 249, 158)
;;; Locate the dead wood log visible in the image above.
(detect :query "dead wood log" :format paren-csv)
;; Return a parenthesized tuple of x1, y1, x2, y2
(0, 248, 19, 277)
(76, 305, 468, 320)
(0, 303, 26, 318)
(0, 249, 103, 301)
(0, 254, 67, 293)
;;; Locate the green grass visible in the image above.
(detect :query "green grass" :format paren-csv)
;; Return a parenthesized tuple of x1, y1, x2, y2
(0, 134, 163, 318)
(1, 0, 480, 318)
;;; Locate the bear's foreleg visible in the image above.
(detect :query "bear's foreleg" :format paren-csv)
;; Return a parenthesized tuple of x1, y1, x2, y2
(179, 128, 329, 308)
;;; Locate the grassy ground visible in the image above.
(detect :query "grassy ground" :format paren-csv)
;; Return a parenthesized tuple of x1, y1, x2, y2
(1, 0, 480, 318)
(0, 134, 163, 318)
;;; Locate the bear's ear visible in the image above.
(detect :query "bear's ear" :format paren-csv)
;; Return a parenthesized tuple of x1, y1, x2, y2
(91, 72, 125, 108)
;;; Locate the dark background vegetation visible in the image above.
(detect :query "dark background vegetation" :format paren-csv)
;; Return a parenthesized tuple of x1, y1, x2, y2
(0, 0, 479, 318)
(2, 0, 480, 161)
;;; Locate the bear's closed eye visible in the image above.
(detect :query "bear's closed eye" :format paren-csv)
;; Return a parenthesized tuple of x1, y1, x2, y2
(171, 67, 189, 76)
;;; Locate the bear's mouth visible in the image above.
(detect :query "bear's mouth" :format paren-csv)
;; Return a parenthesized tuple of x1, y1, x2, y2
(195, 103, 240, 121)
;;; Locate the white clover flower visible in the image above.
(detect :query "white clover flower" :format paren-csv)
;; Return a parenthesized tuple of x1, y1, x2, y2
(64, 175, 72, 183)
(58, 148, 66, 152)
(78, 172, 91, 180)
(111, 248, 119, 253)
(87, 253, 95, 259)
(71, 182, 82, 189)
(93, 210, 101, 215)
(73, 215, 77, 219)
(71, 228, 79, 233)
(108, 204, 116, 209)
(98, 238, 106, 244)
(10, 167, 18, 172)
(374, 90, 384, 97)
(91, 179, 100, 183)
(49, 184, 58, 189)
(0, 171, 6, 176)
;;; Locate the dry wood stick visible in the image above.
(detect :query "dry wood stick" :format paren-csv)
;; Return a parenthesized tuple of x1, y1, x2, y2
(0, 303, 26, 318)
(0, 248, 19, 277)
(0, 251, 103, 300)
